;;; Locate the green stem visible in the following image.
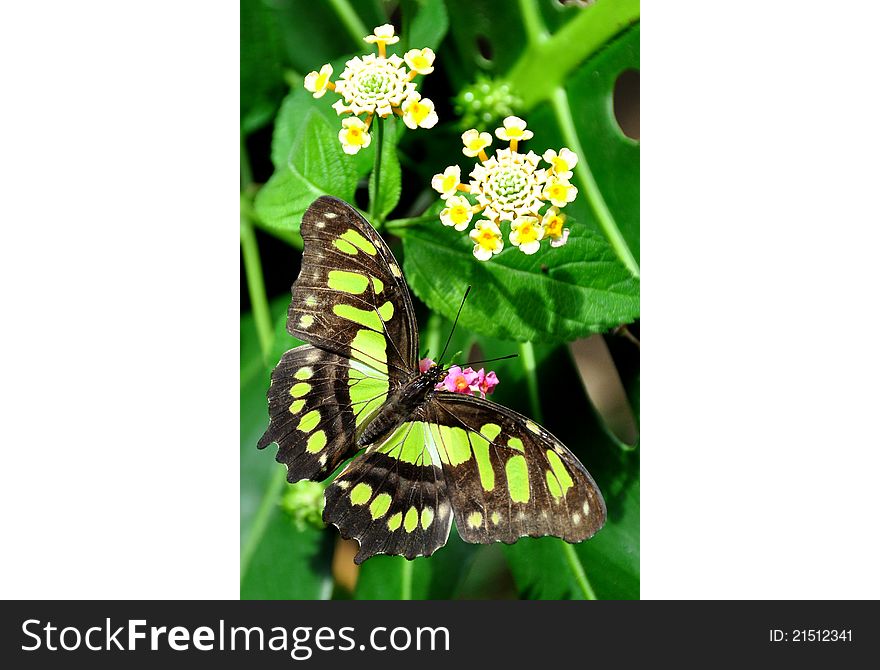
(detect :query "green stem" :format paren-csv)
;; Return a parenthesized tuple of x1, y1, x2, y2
(240, 466, 287, 581)
(326, 0, 369, 49)
(241, 138, 274, 360)
(508, 0, 640, 110)
(551, 87, 640, 279)
(518, 341, 543, 424)
(519, 341, 597, 600)
(518, 0, 549, 45)
(385, 212, 437, 232)
(369, 116, 385, 229)
(401, 559, 413, 600)
(561, 541, 597, 600)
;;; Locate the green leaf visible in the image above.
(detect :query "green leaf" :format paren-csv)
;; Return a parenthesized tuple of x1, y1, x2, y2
(367, 118, 402, 222)
(408, 0, 450, 52)
(255, 111, 357, 232)
(241, 299, 334, 599)
(240, 0, 288, 133)
(271, 63, 375, 179)
(402, 219, 640, 342)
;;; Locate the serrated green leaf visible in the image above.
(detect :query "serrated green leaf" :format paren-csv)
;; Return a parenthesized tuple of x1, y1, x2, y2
(271, 60, 375, 179)
(367, 117, 402, 222)
(255, 111, 357, 232)
(402, 219, 640, 342)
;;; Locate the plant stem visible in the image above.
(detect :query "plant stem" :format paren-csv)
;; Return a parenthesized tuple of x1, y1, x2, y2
(518, 0, 549, 45)
(241, 137, 274, 360)
(240, 465, 287, 582)
(518, 341, 543, 423)
(519, 341, 598, 600)
(401, 558, 413, 600)
(551, 87, 640, 279)
(369, 116, 385, 229)
(385, 212, 437, 232)
(508, 0, 640, 110)
(561, 541, 597, 600)
(327, 0, 369, 49)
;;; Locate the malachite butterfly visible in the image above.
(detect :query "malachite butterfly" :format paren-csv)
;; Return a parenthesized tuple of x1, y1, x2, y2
(258, 196, 606, 563)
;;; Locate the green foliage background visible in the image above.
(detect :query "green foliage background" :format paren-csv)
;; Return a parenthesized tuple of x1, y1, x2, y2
(241, 0, 640, 599)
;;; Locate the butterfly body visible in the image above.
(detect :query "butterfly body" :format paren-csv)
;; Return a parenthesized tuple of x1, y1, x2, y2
(259, 196, 606, 563)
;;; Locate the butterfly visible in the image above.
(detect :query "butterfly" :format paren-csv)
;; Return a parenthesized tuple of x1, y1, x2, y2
(258, 196, 606, 563)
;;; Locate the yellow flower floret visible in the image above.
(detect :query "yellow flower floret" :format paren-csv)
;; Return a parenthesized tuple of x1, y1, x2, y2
(304, 64, 334, 99)
(509, 216, 545, 255)
(404, 48, 436, 75)
(542, 177, 578, 207)
(495, 116, 534, 143)
(469, 220, 504, 261)
(401, 93, 438, 129)
(364, 23, 399, 44)
(461, 129, 492, 158)
(431, 165, 462, 199)
(338, 117, 372, 155)
(542, 148, 578, 180)
(542, 207, 570, 248)
(440, 195, 475, 231)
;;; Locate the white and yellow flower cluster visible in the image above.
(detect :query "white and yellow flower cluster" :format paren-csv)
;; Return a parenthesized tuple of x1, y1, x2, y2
(303, 25, 438, 155)
(431, 116, 578, 260)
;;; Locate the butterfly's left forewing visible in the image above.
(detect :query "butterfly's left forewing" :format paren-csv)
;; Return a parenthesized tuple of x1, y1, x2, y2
(423, 394, 607, 544)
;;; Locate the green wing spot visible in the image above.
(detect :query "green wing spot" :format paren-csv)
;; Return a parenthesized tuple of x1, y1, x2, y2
(348, 368, 389, 426)
(328, 270, 370, 294)
(350, 483, 372, 505)
(371, 277, 384, 293)
(333, 238, 358, 255)
(294, 367, 313, 380)
(387, 511, 403, 531)
(420, 507, 434, 529)
(404, 507, 419, 532)
(481, 423, 502, 442)
(378, 301, 394, 321)
(438, 425, 471, 465)
(546, 470, 563, 498)
(491, 511, 500, 525)
(507, 437, 525, 452)
(469, 431, 495, 491)
(290, 382, 311, 398)
(369, 493, 392, 519)
(341, 229, 377, 255)
(400, 423, 426, 464)
(546, 450, 574, 495)
(333, 304, 383, 331)
(306, 430, 327, 454)
(297, 410, 321, 433)
(288, 399, 305, 414)
(350, 329, 388, 373)
(467, 511, 483, 528)
(505, 455, 530, 503)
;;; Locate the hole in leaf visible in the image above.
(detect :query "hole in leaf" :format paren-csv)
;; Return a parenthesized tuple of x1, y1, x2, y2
(612, 69, 640, 141)
(475, 35, 493, 62)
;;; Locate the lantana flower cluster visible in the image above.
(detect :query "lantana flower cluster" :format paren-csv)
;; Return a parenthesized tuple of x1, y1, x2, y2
(431, 116, 578, 260)
(420, 359, 499, 398)
(303, 24, 438, 155)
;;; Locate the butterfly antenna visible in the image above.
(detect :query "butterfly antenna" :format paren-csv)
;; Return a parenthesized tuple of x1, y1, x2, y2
(465, 353, 519, 367)
(437, 285, 471, 365)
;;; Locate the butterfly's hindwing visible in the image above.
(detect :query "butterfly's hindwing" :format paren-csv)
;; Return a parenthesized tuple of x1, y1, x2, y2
(257, 344, 390, 482)
(288, 196, 418, 384)
(423, 395, 607, 544)
(323, 422, 453, 563)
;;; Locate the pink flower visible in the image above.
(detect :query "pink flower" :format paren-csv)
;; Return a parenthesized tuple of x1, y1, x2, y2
(419, 357, 436, 373)
(438, 365, 478, 395)
(473, 368, 499, 396)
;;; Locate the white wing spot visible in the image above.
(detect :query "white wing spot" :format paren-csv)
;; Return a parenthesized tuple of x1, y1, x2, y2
(572, 513, 581, 525)
(305, 295, 318, 307)
(299, 314, 314, 328)
(319, 454, 327, 466)
(390, 264, 402, 278)
(337, 481, 350, 490)
(324, 212, 338, 219)
(582, 501, 590, 515)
